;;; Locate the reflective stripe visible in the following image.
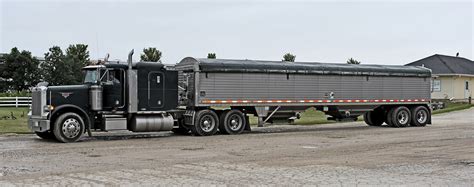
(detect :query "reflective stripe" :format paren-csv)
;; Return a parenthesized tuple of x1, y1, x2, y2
(201, 99, 430, 104)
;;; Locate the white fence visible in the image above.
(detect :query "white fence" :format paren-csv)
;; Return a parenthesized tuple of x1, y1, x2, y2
(0, 97, 32, 107)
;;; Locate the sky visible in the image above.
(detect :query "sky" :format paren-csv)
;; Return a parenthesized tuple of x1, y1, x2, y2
(1, 0, 473, 65)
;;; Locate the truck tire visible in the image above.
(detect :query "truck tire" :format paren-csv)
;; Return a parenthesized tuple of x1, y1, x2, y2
(385, 108, 395, 127)
(35, 131, 56, 140)
(410, 106, 429, 127)
(364, 111, 384, 126)
(219, 110, 246, 135)
(191, 109, 219, 136)
(388, 106, 411, 128)
(53, 112, 85, 143)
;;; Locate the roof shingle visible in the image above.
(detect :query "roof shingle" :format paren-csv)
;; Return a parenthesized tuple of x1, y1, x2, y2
(406, 54, 474, 75)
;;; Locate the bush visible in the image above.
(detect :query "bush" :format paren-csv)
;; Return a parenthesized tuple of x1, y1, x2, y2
(0, 91, 31, 97)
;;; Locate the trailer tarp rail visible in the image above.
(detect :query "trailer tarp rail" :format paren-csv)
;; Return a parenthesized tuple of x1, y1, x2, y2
(179, 57, 431, 77)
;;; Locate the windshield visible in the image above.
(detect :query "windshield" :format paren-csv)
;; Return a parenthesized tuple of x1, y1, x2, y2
(83, 69, 99, 84)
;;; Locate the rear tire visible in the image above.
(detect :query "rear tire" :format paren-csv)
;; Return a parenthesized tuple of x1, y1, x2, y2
(53, 112, 85, 143)
(219, 110, 246, 135)
(191, 109, 219, 136)
(410, 106, 429, 127)
(35, 131, 56, 140)
(386, 108, 395, 127)
(364, 111, 384, 126)
(388, 106, 411, 128)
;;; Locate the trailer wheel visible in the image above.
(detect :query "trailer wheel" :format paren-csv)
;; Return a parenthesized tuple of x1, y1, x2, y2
(385, 108, 395, 127)
(219, 110, 246, 135)
(388, 106, 411, 128)
(410, 106, 429, 127)
(191, 109, 219, 136)
(53, 112, 85, 143)
(363, 111, 384, 126)
(35, 131, 56, 140)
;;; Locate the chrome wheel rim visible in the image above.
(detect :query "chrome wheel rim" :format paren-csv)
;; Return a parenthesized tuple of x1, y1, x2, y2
(228, 114, 243, 131)
(397, 110, 409, 125)
(62, 118, 81, 138)
(200, 115, 215, 132)
(416, 110, 427, 124)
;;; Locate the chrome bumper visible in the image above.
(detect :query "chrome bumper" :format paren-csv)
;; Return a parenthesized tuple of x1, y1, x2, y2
(28, 117, 50, 132)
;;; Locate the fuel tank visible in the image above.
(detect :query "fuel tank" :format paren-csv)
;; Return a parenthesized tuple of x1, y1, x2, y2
(129, 114, 174, 132)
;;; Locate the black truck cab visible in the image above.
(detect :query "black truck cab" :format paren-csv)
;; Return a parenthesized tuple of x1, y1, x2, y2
(28, 53, 179, 142)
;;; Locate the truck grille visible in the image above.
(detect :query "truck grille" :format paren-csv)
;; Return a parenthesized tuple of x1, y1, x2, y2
(31, 89, 44, 116)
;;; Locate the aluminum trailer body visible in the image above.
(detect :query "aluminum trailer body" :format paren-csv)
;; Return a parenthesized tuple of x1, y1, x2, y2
(176, 57, 431, 127)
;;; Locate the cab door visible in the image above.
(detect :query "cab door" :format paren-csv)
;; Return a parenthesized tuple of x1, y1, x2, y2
(148, 71, 165, 109)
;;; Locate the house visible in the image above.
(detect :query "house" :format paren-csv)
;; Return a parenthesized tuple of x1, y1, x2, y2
(406, 54, 473, 101)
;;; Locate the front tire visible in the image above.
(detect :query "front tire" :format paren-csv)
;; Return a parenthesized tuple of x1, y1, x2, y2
(53, 112, 85, 143)
(219, 110, 246, 135)
(191, 110, 219, 136)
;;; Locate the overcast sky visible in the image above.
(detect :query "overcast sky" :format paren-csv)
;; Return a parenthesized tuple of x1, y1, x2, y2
(1, 0, 472, 65)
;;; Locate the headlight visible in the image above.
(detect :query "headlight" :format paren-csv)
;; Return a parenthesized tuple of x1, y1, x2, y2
(43, 105, 54, 111)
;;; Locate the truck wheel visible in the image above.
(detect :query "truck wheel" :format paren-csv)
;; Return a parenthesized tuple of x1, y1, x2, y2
(364, 111, 384, 126)
(219, 110, 246, 135)
(35, 131, 56, 140)
(410, 106, 429, 127)
(191, 110, 219, 136)
(53, 112, 85, 143)
(389, 106, 411, 128)
(385, 108, 395, 127)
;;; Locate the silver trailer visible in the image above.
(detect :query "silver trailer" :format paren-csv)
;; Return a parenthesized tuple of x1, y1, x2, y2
(176, 58, 431, 134)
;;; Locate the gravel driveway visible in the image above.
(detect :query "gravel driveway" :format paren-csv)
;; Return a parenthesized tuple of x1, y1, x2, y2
(1, 108, 473, 186)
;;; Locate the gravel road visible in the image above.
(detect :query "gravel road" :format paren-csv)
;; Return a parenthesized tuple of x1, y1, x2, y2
(1, 108, 473, 186)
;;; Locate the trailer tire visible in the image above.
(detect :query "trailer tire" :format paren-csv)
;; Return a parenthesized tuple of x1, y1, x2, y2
(364, 111, 384, 126)
(386, 108, 395, 127)
(53, 112, 85, 143)
(35, 131, 56, 140)
(219, 110, 246, 135)
(389, 106, 411, 128)
(410, 106, 429, 127)
(191, 109, 219, 136)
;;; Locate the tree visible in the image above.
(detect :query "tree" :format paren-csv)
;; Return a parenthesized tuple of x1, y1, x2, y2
(140, 47, 162, 62)
(1, 47, 40, 91)
(41, 46, 69, 85)
(347, 58, 361, 64)
(207, 53, 216, 59)
(65, 44, 90, 84)
(282, 53, 296, 62)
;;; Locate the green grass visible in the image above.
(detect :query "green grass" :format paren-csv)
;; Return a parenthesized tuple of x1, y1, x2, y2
(0, 107, 30, 134)
(432, 102, 473, 115)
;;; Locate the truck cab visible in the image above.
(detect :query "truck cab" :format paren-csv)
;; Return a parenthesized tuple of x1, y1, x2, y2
(28, 51, 179, 142)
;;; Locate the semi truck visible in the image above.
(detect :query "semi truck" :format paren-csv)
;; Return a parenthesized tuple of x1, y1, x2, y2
(28, 50, 432, 142)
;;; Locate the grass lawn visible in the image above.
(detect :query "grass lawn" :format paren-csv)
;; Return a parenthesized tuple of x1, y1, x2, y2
(0, 107, 30, 134)
(432, 102, 473, 115)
